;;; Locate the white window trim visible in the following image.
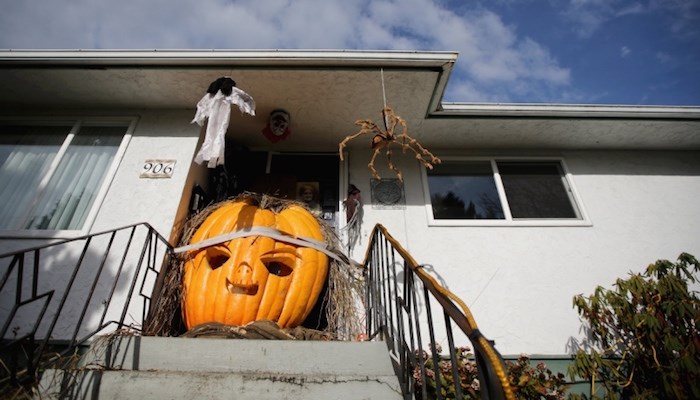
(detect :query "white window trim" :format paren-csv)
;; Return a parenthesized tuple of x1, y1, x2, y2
(421, 156, 592, 227)
(0, 117, 136, 239)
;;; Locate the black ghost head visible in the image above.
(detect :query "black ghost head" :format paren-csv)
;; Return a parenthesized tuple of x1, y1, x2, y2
(207, 77, 237, 97)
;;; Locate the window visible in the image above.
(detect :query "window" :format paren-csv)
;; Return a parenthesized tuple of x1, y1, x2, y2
(424, 158, 588, 226)
(0, 120, 132, 235)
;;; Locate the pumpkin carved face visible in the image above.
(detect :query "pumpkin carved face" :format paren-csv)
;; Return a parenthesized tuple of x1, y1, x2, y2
(181, 200, 329, 329)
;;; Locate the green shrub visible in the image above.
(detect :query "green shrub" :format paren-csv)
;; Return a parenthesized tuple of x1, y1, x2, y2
(568, 253, 700, 399)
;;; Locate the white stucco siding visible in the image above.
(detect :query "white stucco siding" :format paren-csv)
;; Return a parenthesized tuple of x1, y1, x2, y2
(344, 148, 700, 355)
(92, 110, 203, 241)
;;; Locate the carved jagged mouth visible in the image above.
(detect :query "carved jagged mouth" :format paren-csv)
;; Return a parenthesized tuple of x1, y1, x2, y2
(226, 278, 259, 295)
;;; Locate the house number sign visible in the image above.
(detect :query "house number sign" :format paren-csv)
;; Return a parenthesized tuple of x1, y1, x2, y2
(140, 159, 176, 178)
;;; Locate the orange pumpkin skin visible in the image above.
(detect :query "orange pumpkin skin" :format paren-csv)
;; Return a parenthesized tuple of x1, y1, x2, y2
(182, 200, 329, 330)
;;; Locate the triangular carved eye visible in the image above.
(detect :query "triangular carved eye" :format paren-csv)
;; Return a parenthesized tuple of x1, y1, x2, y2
(265, 261, 293, 277)
(206, 246, 230, 270)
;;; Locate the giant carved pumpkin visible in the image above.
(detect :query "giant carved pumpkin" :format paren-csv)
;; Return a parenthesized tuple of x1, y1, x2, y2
(181, 199, 329, 330)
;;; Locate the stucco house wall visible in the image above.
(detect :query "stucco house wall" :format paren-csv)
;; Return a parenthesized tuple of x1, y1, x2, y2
(3, 103, 699, 354)
(90, 110, 204, 241)
(345, 147, 700, 355)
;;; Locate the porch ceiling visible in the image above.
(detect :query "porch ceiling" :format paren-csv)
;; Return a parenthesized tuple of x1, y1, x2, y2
(1, 50, 699, 152)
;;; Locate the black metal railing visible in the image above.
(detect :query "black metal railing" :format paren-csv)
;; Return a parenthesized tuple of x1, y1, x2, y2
(363, 224, 514, 400)
(0, 223, 172, 389)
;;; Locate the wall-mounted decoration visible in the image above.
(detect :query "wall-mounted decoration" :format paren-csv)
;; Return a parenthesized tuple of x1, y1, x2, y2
(371, 178, 405, 209)
(140, 159, 176, 178)
(261, 109, 291, 143)
(342, 184, 363, 252)
(191, 77, 256, 168)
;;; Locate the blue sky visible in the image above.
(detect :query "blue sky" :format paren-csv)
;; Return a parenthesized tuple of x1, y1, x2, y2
(1, 0, 698, 105)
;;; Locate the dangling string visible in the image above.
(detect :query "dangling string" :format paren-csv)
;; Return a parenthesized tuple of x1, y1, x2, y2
(381, 68, 389, 130)
(381, 68, 387, 108)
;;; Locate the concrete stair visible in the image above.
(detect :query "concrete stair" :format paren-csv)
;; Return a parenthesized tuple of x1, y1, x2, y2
(36, 336, 404, 399)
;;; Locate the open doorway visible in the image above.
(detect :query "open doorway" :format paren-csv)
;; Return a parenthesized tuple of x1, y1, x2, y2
(196, 145, 342, 227)
(223, 145, 341, 226)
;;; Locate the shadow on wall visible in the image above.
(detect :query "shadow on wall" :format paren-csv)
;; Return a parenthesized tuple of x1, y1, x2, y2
(0, 224, 166, 350)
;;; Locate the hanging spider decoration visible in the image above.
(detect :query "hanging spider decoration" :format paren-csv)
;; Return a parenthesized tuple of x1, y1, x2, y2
(338, 107, 441, 182)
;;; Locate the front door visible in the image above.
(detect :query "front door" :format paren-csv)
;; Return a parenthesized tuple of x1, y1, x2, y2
(223, 147, 341, 227)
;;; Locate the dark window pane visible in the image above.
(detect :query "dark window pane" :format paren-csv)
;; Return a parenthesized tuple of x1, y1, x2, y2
(497, 162, 579, 219)
(427, 161, 505, 219)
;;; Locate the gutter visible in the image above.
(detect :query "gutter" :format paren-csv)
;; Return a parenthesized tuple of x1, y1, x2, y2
(0, 49, 458, 69)
(437, 102, 700, 120)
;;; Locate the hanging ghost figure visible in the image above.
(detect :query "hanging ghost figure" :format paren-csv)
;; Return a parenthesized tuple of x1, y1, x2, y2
(191, 77, 256, 167)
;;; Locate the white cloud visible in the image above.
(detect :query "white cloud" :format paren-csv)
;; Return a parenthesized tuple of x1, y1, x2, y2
(655, 0, 700, 37)
(616, 2, 647, 16)
(560, 0, 617, 38)
(656, 51, 672, 63)
(620, 46, 632, 57)
(558, 0, 700, 39)
(0, 0, 571, 102)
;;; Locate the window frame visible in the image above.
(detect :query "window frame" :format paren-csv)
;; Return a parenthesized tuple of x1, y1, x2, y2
(421, 156, 591, 227)
(0, 117, 136, 238)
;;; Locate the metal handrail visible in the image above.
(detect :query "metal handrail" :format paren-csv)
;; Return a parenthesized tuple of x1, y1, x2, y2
(0, 223, 172, 389)
(363, 224, 514, 400)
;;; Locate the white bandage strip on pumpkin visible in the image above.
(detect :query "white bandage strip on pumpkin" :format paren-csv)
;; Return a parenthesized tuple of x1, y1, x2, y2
(172, 226, 346, 263)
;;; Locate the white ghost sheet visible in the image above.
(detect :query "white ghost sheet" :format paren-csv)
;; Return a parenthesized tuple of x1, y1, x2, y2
(191, 86, 255, 167)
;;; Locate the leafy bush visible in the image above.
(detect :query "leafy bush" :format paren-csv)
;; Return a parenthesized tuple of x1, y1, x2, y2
(568, 253, 700, 399)
(507, 355, 568, 399)
(413, 345, 568, 399)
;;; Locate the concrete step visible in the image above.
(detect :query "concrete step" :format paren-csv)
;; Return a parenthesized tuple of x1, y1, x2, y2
(79, 335, 398, 375)
(38, 369, 402, 400)
(37, 336, 404, 400)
